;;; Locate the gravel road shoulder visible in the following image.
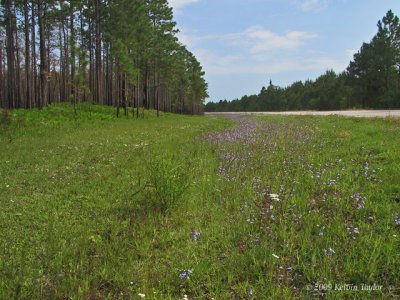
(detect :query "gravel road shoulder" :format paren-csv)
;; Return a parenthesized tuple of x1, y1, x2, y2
(206, 110, 400, 118)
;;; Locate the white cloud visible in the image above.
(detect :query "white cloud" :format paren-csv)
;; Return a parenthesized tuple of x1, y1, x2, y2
(179, 26, 317, 53)
(299, 0, 328, 12)
(302, 57, 347, 72)
(195, 50, 345, 76)
(177, 30, 220, 49)
(245, 26, 317, 53)
(181, 26, 346, 79)
(193, 49, 242, 75)
(168, 0, 199, 10)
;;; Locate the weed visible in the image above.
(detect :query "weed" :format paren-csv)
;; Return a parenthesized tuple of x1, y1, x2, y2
(147, 155, 190, 212)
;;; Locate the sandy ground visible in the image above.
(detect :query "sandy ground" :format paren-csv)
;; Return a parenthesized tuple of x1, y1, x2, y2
(205, 110, 400, 118)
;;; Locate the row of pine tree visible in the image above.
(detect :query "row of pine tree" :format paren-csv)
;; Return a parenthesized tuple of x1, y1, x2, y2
(206, 10, 400, 112)
(0, 0, 208, 115)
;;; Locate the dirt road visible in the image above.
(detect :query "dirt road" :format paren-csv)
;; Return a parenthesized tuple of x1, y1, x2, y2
(206, 110, 400, 118)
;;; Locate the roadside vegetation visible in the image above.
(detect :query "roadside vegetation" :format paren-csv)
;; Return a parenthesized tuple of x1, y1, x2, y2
(1, 104, 399, 299)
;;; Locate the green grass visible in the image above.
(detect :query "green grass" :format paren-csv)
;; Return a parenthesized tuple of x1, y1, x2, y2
(0, 105, 399, 299)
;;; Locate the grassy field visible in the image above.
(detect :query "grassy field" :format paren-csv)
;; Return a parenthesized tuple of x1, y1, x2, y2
(1, 104, 399, 299)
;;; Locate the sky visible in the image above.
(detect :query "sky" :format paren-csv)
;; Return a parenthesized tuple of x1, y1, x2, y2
(168, 0, 400, 102)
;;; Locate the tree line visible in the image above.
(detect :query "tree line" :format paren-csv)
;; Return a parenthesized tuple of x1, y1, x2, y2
(0, 0, 208, 116)
(206, 10, 400, 112)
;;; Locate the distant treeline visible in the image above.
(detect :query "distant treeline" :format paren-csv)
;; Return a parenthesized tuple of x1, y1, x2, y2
(206, 10, 400, 112)
(0, 0, 208, 116)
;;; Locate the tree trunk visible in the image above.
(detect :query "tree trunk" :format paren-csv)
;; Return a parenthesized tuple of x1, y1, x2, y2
(5, 0, 16, 109)
(59, 23, 65, 102)
(89, 18, 94, 103)
(105, 42, 109, 105)
(70, 10, 75, 106)
(15, 23, 21, 108)
(79, 9, 87, 102)
(143, 66, 148, 109)
(38, 1, 48, 108)
(0, 35, 4, 106)
(62, 20, 70, 102)
(31, 3, 38, 107)
(105, 42, 113, 106)
(136, 73, 140, 118)
(123, 73, 127, 117)
(46, 25, 51, 104)
(156, 71, 160, 117)
(24, 0, 31, 108)
(95, 0, 102, 104)
(116, 60, 120, 117)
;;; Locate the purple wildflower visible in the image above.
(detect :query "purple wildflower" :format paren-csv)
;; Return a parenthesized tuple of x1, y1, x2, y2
(347, 226, 360, 240)
(395, 214, 400, 226)
(325, 179, 337, 186)
(191, 230, 200, 242)
(179, 269, 193, 280)
(252, 177, 262, 187)
(323, 247, 336, 255)
(351, 193, 366, 209)
(267, 193, 280, 202)
(247, 218, 255, 224)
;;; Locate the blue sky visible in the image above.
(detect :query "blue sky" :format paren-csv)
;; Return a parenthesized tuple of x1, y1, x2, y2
(168, 0, 399, 102)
